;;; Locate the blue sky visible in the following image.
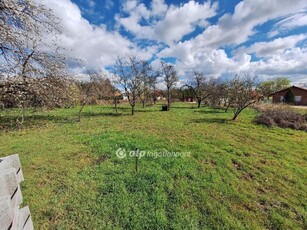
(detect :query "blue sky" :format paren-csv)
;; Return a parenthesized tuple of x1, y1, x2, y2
(44, 0, 307, 85)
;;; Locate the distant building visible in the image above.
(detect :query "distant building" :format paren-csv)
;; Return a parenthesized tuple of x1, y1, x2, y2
(269, 86, 307, 105)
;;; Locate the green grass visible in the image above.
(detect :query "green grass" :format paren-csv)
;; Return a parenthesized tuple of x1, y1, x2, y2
(0, 103, 306, 229)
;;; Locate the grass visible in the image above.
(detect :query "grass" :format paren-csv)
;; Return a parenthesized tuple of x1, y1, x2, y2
(0, 103, 306, 229)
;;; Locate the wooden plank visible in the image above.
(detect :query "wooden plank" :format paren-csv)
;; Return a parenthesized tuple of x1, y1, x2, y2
(0, 196, 14, 230)
(17, 206, 33, 230)
(0, 168, 18, 198)
(0, 168, 22, 207)
(0, 154, 24, 183)
(0, 155, 33, 230)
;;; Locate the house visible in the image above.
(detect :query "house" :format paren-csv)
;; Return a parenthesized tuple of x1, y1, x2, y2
(269, 86, 307, 105)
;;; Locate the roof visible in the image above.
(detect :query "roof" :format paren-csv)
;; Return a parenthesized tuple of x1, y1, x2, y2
(268, 85, 307, 96)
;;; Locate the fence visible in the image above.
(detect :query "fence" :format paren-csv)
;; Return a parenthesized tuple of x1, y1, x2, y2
(0, 154, 33, 230)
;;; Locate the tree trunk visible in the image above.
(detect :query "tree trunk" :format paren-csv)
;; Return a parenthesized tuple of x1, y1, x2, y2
(142, 100, 145, 108)
(232, 113, 239, 120)
(78, 104, 85, 122)
(232, 108, 243, 120)
(197, 99, 201, 108)
(17, 106, 25, 126)
(131, 105, 135, 115)
(114, 98, 118, 114)
(167, 88, 171, 111)
(225, 103, 231, 112)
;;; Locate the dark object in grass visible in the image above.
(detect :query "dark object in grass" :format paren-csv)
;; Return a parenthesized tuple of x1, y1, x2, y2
(162, 104, 168, 111)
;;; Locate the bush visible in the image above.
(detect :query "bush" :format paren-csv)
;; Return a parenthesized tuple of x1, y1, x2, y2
(255, 104, 307, 131)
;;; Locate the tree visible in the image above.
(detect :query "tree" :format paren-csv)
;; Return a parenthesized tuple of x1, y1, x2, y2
(76, 70, 120, 121)
(137, 61, 156, 108)
(185, 72, 209, 108)
(76, 71, 99, 122)
(102, 74, 122, 114)
(113, 57, 144, 115)
(284, 89, 295, 104)
(0, 0, 69, 123)
(259, 77, 291, 96)
(0, 0, 63, 74)
(228, 76, 262, 120)
(161, 62, 178, 110)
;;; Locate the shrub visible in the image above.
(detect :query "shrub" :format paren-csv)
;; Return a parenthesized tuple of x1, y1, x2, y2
(255, 104, 307, 131)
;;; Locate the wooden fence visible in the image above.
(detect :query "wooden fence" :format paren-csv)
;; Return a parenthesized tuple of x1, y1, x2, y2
(0, 154, 33, 230)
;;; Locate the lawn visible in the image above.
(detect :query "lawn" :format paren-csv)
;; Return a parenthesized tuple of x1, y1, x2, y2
(0, 103, 306, 229)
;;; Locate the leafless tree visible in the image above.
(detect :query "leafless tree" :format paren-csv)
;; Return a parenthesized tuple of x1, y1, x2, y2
(113, 57, 144, 115)
(76, 70, 120, 121)
(137, 61, 155, 108)
(184, 72, 209, 108)
(102, 74, 121, 114)
(228, 75, 262, 120)
(161, 62, 178, 110)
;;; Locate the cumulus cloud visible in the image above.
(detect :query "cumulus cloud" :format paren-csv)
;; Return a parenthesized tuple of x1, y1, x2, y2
(158, 36, 307, 83)
(117, 0, 217, 44)
(40, 0, 307, 84)
(43, 0, 158, 68)
(185, 0, 307, 49)
(234, 34, 307, 58)
(157, 0, 307, 83)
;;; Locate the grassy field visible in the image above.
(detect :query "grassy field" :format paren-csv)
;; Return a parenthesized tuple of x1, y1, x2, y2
(0, 103, 306, 229)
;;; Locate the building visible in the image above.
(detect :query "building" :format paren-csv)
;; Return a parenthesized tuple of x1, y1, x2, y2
(269, 86, 307, 105)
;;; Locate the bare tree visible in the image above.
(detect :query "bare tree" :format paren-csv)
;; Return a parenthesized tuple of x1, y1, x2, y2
(185, 72, 209, 108)
(76, 72, 96, 122)
(137, 61, 154, 108)
(161, 62, 178, 110)
(102, 74, 121, 114)
(76, 70, 120, 121)
(113, 57, 143, 115)
(147, 71, 159, 105)
(228, 75, 262, 120)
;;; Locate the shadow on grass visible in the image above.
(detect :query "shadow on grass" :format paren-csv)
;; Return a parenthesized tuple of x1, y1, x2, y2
(81, 111, 126, 118)
(134, 109, 157, 113)
(194, 109, 226, 114)
(171, 105, 197, 109)
(191, 117, 229, 124)
(0, 110, 126, 131)
(0, 114, 73, 131)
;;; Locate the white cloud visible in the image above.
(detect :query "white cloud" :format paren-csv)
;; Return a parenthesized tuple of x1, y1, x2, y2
(158, 36, 307, 83)
(187, 0, 307, 49)
(117, 0, 217, 44)
(269, 10, 307, 37)
(43, 0, 158, 68)
(156, 0, 307, 83)
(234, 34, 307, 58)
(40, 0, 307, 84)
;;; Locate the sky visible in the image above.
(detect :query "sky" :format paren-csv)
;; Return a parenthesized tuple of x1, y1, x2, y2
(42, 0, 307, 85)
